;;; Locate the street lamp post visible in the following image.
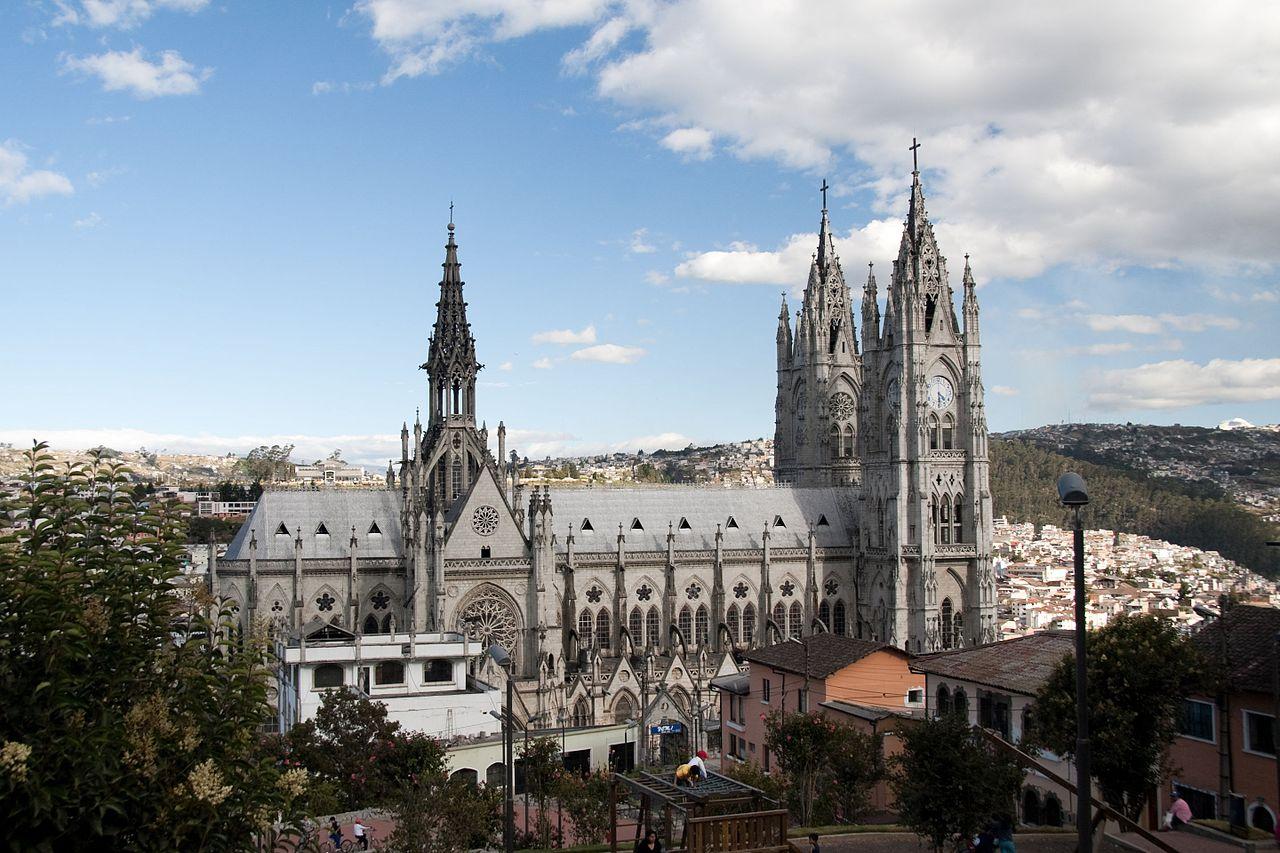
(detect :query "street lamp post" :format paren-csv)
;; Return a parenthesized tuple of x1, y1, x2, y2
(484, 644, 516, 853)
(1057, 473, 1091, 853)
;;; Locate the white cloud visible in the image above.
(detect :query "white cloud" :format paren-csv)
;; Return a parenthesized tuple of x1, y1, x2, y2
(1088, 358, 1280, 410)
(643, 270, 670, 286)
(532, 324, 597, 345)
(629, 227, 656, 253)
(352, 0, 1280, 276)
(85, 114, 131, 125)
(532, 357, 555, 369)
(312, 80, 376, 95)
(1084, 312, 1240, 335)
(63, 48, 212, 98)
(675, 219, 904, 288)
(1073, 342, 1134, 356)
(660, 127, 713, 160)
(54, 0, 210, 29)
(570, 343, 646, 364)
(74, 212, 102, 228)
(498, 361, 513, 371)
(990, 385, 1019, 396)
(0, 141, 74, 205)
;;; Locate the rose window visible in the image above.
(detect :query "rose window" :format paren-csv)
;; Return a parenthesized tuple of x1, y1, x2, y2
(471, 505, 500, 536)
(372, 591, 390, 610)
(270, 600, 283, 613)
(825, 579, 838, 597)
(637, 584, 653, 602)
(780, 580, 795, 597)
(586, 586, 602, 604)
(316, 593, 335, 612)
(685, 583, 702, 601)
(733, 582, 749, 599)
(829, 391, 856, 422)
(457, 591, 519, 656)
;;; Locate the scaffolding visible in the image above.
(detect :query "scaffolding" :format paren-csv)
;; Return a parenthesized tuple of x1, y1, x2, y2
(609, 767, 792, 852)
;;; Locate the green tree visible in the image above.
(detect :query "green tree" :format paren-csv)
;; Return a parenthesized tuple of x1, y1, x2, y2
(280, 688, 441, 810)
(820, 725, 885, 825)
(891, 714, 1024, 853)
(237, 444, 295, 483)
(1024, 614, 1204, 820)
(383, 762, 500, 852)
(764, 711, 886, 826)
(520, 736, 563, 848)
(557, 769, 612, 845)
(0, 443, 309, 850)
(763, 710, 831, 826)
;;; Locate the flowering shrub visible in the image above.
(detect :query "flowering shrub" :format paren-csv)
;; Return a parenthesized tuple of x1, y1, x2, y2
(0, 444, 309, 849)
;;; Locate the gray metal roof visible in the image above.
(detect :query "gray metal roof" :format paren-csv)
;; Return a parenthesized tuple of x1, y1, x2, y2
(225, 491, 404, 559)
(546, 487, 855, 553)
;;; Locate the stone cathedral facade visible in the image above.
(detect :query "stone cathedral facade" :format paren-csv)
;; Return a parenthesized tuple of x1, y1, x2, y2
(213, 166, 995, 730)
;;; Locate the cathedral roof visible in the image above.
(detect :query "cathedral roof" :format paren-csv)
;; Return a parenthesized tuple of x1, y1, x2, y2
(548, 486, 855, 553)
(224, 490, 404, 559)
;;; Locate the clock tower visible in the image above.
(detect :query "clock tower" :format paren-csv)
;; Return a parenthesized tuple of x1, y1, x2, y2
(855, 160, 996, 652)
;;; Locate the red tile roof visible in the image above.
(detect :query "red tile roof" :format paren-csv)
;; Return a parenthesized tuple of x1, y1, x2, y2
(741, 634, 897, 678)
(910, 631, 1075, 695)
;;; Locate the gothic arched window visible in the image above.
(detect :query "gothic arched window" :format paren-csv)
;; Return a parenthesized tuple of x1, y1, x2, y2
(939, 498, 952, 544)
(877, 500, 886, 547)
(952, 606, 964, 648)
(695, 605, 709, 647)
(931, 496, 940, 544)
(829, 424, 841, 461)
(727, 603, 741, 644)
(628, 607, 643, 648)
(613, 693, 635, 725)
(572, 697, 591, 728)
(953, 687, 969, 719)
(942, 414, 955, 450)
(451, 457, 463, 500)
(937, 685, 952, 717)
(772, 603, 786, 640)
(788, 601, 803, 638)
(833, 599, 847, 636)
(743, 603, 756, 646)
(595, 610, 611, 651)
(646, 606, 660, 648)
(578, 609, 594, 649)
(818, 599, 831, 630)
(928, 414, 940, 451)
(940, 598, 954, 650)
(678, 606, 693, 646)
(953, 495, 964, 544)
(363, 613, 380, 635)
(843, 423, 854, 458)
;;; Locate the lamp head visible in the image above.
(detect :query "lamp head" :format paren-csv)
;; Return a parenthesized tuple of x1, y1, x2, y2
(486, 643, 512, 668)
(1057, 472, 1089, 507)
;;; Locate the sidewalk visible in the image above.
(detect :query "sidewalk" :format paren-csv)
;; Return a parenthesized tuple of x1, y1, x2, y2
(1105, 828, 1254, 853)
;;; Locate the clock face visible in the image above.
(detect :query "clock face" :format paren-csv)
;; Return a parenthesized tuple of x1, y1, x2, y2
(927, 375, 955, 410)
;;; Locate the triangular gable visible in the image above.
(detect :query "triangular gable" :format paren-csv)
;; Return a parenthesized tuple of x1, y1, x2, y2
(604, 656, 638, 696)
(443, 464, 529, 559)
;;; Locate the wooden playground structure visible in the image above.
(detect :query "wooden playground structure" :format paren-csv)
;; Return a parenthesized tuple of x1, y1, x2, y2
(609, 768, 793, 853)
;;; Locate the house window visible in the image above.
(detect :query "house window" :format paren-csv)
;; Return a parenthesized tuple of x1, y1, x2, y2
(1245, 711, 1276, 756)
(798, 689, 808, 712)
(907, 688, 924, 705)
(1178, 699, 1215, 742)
(314, 663, 343, 688)
(424, 660, 453, 683)
(762, 678, 771, 703)
(480, 546, 491, 559)
(375, 661, 404, 685)
(764, 746, 771, 772)
(937, 685, 952, 716)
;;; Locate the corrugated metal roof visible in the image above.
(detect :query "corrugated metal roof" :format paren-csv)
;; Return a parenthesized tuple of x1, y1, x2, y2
(225, 491, 404, 559)
(547, 487, 855, 553)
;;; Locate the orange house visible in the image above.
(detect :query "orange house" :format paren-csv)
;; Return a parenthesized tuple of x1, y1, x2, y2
(716, 635, 923, 813)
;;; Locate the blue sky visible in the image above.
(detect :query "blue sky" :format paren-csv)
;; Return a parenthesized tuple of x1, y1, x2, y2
(2, 1, 1279, 466)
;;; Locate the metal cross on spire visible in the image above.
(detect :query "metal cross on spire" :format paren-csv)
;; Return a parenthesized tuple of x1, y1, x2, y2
(449, 200, 454, 225)
(909, 138, 921, 172)
(820, 179, 830, 210)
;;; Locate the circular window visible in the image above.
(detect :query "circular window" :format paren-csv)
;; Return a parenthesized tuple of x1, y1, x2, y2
(472, 505, 500, 536)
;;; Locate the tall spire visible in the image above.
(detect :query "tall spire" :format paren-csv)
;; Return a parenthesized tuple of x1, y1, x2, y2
(862, 261, 880, 344)
(962, 254, 980, 342)
(423, 220, 482, 426)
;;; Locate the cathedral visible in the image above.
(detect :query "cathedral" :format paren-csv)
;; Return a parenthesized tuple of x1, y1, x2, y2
(213, 162, 996, 731)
